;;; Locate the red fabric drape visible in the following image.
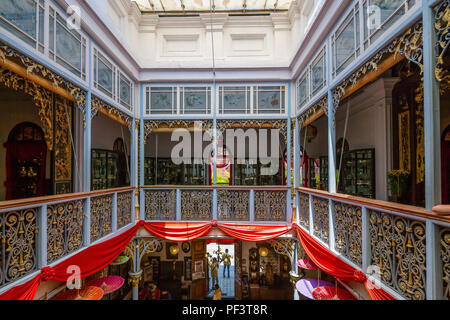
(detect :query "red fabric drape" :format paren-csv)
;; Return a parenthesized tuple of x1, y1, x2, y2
(0, 223, 139, 300)
(294, 223, 395, 300)
(143, 221, 213, 241)
(217, 222, 292, 242)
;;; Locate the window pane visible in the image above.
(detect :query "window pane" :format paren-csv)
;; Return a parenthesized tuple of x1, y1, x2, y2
(182, 87, 210, 114)
(0, 0, 37, 47)
(220, 87, 249, 114)
(149, 87, 174, 114)
(298, 74, 309, 107)
(119, 74, 132, 109)
(255, 86, 283, 114)
(311, 53, 325, 94)
(56, 15, 82, 77)
(335, 14, 355, 73)
(97, 53, 114, 96)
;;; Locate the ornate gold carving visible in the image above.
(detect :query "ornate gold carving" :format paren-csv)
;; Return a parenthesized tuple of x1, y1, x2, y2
(334, 202, 362, 267)
(0, 43, 87, 126)
(441, 227, 450, 300)
(312, 196, 329, 243)
(91, 96, 133, 130)
(254, 190, 287, 221)
(54, 98, 73, 191)
(269, 239, 295, 261)
(47, 200, 84, 263)
(0, 208, 38, 287)
(144, 190, 176, 220)
(117, 191, 132, 229)
(0, 67, 54, 150)
(181, 190, 212, 220)
(333, 22, 423, 109)
(216, 119, 288, 144)
(143, 120, 213, 144)
(298, 95, 328, 123)
(128, 271, 142, 287)
(124, 237, 161, 272)
(90, 195, 113, 242)
(434, 1, 450, 86)
(369, 210, 426, 300)
(298, 192, 310, 229)
(217, 190, 249, 221)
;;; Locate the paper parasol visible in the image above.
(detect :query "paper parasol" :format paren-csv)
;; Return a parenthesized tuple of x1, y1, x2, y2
(296, 258, 318, 270)
(86, 276, 125, 294)
(295, 278, 334, 300)
(110, 256, 129, 266)
(312, 286, 356, 300)
(54, 286, 104, 300)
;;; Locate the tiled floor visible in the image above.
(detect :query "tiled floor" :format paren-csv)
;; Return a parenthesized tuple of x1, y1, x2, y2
(207, 266, 235, 299)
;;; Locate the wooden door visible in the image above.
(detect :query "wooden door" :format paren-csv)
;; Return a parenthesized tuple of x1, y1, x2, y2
(190, 239, 207, 300)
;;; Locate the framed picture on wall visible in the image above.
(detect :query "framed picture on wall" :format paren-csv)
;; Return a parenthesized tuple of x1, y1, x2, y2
(182, 242, 190, 253)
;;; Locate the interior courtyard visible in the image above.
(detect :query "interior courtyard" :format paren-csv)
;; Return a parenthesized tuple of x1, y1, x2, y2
(0, 0, 448, 302)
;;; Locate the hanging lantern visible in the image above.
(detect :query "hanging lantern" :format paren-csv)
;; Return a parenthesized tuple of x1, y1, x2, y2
(259, 247, 269, 257)
(169, 245, 179, 256)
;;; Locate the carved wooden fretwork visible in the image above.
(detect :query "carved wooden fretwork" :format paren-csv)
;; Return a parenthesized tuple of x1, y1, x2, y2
(91, 95, 133, 131)
(143, 120, 213, 144)
(0, 43, 87, 126)
(434, 0, 450, 91)
(216, 119, 288, 144)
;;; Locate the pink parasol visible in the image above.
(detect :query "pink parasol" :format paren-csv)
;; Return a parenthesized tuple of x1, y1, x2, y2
(54, 286, 104, 300)
(312, 286, 356, 300)
(296, 258, 318, 270)
(86, 276, 125, 294)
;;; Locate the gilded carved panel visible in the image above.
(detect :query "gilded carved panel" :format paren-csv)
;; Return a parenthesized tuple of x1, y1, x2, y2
(0, 208, 38, 287)
(312, 196, 329, 243)
(217, 190, 249, 221)
(298, 192, 310, 229)
(117, 191, 132, 228)
(54, 97, 73, 194)
(47, 200, 84, 263)
(90, 195, 113, 242)
(145, 190, 176, 220)
(181, 190, 212, 221)
(333, 202, 362, 267)
(369, 210, 426, 300)
(254, 190, 287, 221)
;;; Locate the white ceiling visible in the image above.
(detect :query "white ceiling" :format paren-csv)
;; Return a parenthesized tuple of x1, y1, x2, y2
(133, 0, 294, 13)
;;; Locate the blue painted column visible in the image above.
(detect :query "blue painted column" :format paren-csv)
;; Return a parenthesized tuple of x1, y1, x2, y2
(287, 83, 292, 188)
(294, 117, 300, 188)
(423, 0, 442, 210)
(139, 84, 145, 221)
(327, 89, 337, 194)
(83, 95, 92, 191)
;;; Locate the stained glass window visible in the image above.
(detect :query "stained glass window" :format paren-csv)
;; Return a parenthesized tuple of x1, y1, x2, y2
(311, 49, 326, 95)
(219, 86, 251, 114)
(94, 49, 116, 99)
(297, 72, 309, 109)
(254, 86, 285, 114)
(119, 73, 133, 110)
(180, 87, 211, 114)
(146, 87, 176, 114)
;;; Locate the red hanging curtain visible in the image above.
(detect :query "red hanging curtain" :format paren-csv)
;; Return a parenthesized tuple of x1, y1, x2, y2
(294, 223, 395, 300)
(217, 222, 292, 242)
(143, 221, 213, 241)
(0, 223, 140, 300)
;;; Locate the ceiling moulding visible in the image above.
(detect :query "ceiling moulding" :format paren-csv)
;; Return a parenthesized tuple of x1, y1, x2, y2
(271, 13, 292, 31)
(139, 15, 159, 33)
(225, 15, 276, 28)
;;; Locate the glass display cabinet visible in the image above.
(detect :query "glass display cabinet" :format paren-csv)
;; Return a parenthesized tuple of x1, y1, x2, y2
(91, 149, 119, 190)
(144, 157, 155, 185)
(234, 160, 258, 186)
(340, 149, 375, 199)
(184, 163, 207, 185)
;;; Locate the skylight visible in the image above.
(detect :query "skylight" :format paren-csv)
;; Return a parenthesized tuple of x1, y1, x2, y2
(133, 0, 294, 13)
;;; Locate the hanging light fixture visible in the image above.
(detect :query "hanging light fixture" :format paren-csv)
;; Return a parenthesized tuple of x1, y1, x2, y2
(259, 247, 269, 257)
(169, 244, 179, 256)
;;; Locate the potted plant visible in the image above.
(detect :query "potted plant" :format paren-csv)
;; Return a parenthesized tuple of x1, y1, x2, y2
(387, 170, 410, 202)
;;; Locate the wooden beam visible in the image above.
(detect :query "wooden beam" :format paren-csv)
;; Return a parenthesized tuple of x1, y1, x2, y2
(97, 107, 129, 128)
(0, 58, 76, 102)
(340, 53, 405, 102)
(301, 108, 325, 128)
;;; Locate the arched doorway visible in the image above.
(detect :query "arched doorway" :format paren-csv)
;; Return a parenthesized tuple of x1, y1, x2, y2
(4, 122, 47, 200)
(442, 125, 450, 204)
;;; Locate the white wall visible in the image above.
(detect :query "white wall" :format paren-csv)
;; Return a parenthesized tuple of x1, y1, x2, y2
(91, 113, 131, 153)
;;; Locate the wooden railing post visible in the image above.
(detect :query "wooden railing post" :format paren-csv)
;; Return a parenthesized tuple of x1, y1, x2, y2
(139, 188, 145, 221)
(112, 192, 118, 233)
(426, 220, 441, 300)
(83, 197, 91, 247)
(176, 189, 181, 221)
(308, 194, 314, 235)
(286, 189, 292, 223)
(361, 205, 370, 274)
(38, 204, 47, 268)
(328, 199, 335, 251)
(249, 189, 255, 222)
(212, 189, 218, 221)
